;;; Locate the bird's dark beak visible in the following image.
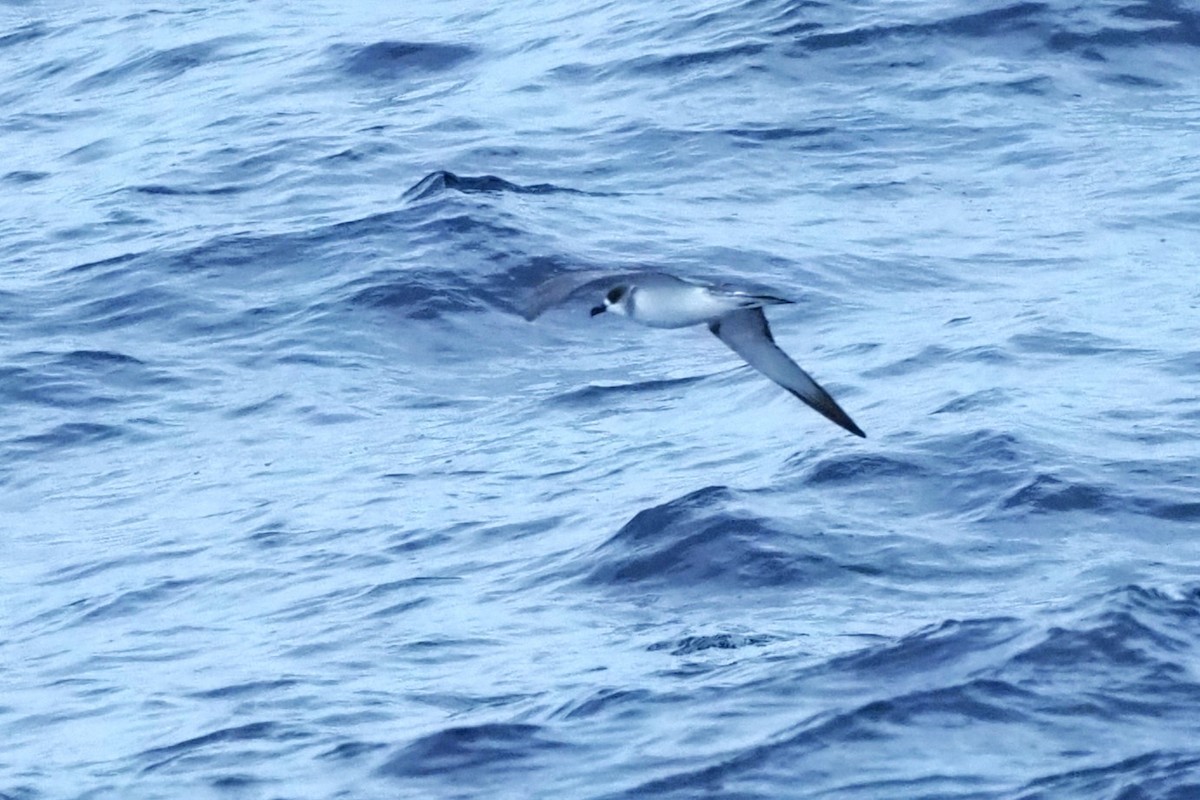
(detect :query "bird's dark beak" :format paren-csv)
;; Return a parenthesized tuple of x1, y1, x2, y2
(590, 305, 606, 317)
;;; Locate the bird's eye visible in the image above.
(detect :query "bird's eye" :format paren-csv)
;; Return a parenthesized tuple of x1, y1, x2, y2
(606, 286, 626, 303)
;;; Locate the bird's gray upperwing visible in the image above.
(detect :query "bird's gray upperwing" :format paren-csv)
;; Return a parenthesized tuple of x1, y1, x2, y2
(519, 270, 691, 320)
(708, 308, 866, 438)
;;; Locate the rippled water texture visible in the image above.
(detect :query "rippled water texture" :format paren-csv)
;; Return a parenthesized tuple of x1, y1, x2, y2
(3, 1, 1200, 798)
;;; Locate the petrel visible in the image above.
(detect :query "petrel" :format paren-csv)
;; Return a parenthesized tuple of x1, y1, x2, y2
(521, 270, 865, 438)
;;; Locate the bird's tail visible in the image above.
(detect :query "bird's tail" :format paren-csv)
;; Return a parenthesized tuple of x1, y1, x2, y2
(736, 293, 794, 308)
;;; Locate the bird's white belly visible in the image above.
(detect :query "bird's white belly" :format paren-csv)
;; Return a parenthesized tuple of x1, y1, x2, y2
(630, 286, 733, 328)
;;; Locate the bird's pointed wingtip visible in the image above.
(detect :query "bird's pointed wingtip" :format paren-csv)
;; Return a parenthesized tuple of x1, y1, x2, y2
(835, 415, 866, 438)
(840, 413, 867, 438)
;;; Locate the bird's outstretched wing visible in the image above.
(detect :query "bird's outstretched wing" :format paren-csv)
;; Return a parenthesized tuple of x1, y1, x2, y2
(708, 308, 866, 438)
(519, 270, 629, 320)
(519, 270, 695, 320)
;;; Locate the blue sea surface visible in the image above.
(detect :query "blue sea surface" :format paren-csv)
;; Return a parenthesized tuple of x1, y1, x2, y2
(3, 1, 1200, 797)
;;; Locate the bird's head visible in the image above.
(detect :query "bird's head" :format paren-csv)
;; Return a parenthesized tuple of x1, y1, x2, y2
(590, 284, 630, 318)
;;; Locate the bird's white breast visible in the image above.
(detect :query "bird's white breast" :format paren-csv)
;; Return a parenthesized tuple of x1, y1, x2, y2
(628, 285, 741, 328)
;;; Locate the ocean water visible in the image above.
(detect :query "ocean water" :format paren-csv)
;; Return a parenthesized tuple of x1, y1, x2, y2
(2, 0, 1200, 797)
